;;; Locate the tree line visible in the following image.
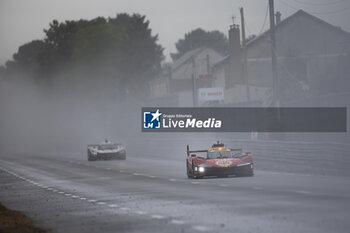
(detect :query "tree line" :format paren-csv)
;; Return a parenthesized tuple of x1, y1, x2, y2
(0, 13, 229, 98)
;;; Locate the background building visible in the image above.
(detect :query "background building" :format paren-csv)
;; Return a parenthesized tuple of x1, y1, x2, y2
(150, 10, 350, 108)
(150, 48, 224, 106)
(213, 10, 350, 106)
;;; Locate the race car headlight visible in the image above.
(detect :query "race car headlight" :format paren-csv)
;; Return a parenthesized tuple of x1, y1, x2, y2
(198, 167, 205, 173)
(194, 167, 198, 171)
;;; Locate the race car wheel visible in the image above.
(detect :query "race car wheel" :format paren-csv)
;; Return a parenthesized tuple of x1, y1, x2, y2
(121, 151, 126, 160)
(237, 164, 254, 177)
(117, 151, 126, 160)
(186, 160, 193, 178)
(87, 154, 93, 161)
(87, 151, 96, 161)
(191, 162, 199, 179)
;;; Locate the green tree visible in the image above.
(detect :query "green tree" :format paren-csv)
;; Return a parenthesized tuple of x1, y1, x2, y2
(109, 13, 164, 92)
(70, 20, 121, 66)
(171, 28, 228, 61)
(3, 13, 164, 98)
(38, 17, 111, 75)
(4, 40, 45, 74)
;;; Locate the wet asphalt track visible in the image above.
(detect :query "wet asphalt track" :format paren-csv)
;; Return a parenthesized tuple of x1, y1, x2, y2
(1, 136, 350, 233)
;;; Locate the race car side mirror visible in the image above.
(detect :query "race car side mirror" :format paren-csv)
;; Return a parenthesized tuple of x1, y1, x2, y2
(191, 154, 196, 157)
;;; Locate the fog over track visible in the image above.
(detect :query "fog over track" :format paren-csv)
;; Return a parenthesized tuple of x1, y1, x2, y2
(1, 136, 350, 233)
(1, 3, 349, 232)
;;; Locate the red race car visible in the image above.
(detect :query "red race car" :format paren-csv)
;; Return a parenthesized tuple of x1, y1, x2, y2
(186, 141, 254, 178)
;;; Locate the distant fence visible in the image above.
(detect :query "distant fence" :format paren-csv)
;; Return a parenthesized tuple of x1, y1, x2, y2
(128, 133, 350, 176)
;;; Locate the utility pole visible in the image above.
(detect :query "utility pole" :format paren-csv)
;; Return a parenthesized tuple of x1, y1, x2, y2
(206, 54, 210, 74)
(192, 74, 196, 107)
(269, 0, 278, 107)
(240, 7, 250, 102)
(192, 57, 196, 107)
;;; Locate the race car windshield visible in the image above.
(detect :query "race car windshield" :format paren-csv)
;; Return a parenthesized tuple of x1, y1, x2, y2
(98, 145, 118, 150)
(207, 151, 232, 159)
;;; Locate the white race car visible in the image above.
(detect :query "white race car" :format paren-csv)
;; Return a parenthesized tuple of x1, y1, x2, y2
(87, 140, 126, 161)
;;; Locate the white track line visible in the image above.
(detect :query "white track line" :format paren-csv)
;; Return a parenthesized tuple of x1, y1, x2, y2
(0, 166, 196, 230)
(192, 225, 211, 232)
(170, 219, 186, 225)
(134, 210, 147, 215)
(294, 190, 310, 195)
(108, 204, 118, 208)
(151, 215, 166, 220)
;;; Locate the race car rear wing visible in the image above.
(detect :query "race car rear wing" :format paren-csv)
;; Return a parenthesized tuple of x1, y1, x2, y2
(88, 143, 123, 146)
(87, 143, 124, 149)
(187, 145, 243, 156)
(230, 148, 243, 152)
(187, 145, 208, 156)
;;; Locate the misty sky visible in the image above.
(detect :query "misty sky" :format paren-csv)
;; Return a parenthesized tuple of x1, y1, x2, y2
(1, 0, 350, 65)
